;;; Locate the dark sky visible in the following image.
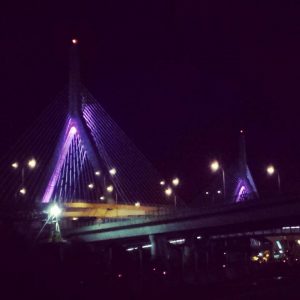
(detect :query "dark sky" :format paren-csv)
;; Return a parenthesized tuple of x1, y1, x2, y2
(1, 1, 300, 200)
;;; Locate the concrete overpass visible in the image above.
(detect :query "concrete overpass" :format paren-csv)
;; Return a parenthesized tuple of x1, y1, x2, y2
(63, 197, 300, 243)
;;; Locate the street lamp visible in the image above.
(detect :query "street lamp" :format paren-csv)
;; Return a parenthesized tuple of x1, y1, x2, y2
(266, 164, 281, 193)
(47, 203, 62, 242)
(11, 157, 37, 196)
(161, 177, 180, 208)
(210, 160, 226, 198)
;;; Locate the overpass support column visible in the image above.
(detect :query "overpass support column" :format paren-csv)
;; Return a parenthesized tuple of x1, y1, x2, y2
(149, 234, 169, 261)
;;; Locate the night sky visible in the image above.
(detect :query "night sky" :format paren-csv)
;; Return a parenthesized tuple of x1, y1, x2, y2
(1, 1, 300, 200)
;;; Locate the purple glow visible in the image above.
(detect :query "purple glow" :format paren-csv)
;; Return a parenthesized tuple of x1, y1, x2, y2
(236, 185, 246, 202)
(42, 121, 77, 203)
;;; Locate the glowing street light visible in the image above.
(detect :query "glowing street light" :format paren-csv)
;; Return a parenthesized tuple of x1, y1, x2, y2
(210, 160, 220, 172)
(210, 160, 226, 198)
(88, 183, 94, 189)
(160, 177, 180, 208)
(27, 158, 37, 169)
(172, 177, 180, 187)
(266, 164, 281, 193)
(135, 202, 141, 207)
(109, 168, 117, 176)
(11, 157, 37, 197)
(95, 171, 101, 176)
(106, 185, 114, 193)
(165, 187, 173, 196)
(100, 196, 105, 201)
(11, 162, 19, 169)
(266, 165, 275, 175)
(19, 187, 26, 195)
(72, 39, 78, 45)
(48, 203, 62, 218)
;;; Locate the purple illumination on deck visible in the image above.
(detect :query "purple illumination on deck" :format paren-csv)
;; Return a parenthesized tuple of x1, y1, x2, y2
(41, 120, 77, 203)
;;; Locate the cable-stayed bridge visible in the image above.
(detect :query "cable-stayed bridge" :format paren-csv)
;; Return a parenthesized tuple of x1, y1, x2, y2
(0, 40, 297, 250)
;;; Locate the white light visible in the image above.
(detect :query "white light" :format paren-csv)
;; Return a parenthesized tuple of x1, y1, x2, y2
(222, 264, 226, 268)
(297, 240, 300, 245)
(135, 202, 140, 207)
(106, 185, 114, 193)
(142, 244, 152, 249)
(72, 39, 78, 44)
(169, 238, 185, 245)
(100, 196, 105, 200)
(217, 190, 221, 194)
(126, 247, 138, 252)
(19, 188, 26, 195)
(48, 204, 62, 218)
(210, 160, 220, 172)
(70, 126, 77, 134)
(160, 180, 166, 186)
(109, 168, 117, 176)
(95, 171, 101, 176)
(163, 271, 167, 275)
(172, 177, 180, 186)
(11, 162, 19, 169)
(165, 187, 172, 196)
(267, 165, 275, 175)
(72, 217, 78, 221)
(205, 191, 209, 195)
(88, 183, 94, 189)
(196, 236, 202, 240)
(28, 158, 37, 169)
(276, 241, 283, 250)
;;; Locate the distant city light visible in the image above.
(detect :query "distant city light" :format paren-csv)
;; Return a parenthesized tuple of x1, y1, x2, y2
(88, 183, 94, 189)
(95, 171, 101, 176)
(19, 187, 26, 195)
(266, 165, 275, 175)
(70, 126, 77, 134)
(48, 203, 62, 218)
(142, 244, 152, 249)
(135, 202, 140, 207)
(172, 177, 180, 186)
(210, 160, 220, 172)
(205, 191, 209, 195)
(165, 187, 172, 196)
(72, 39, 78, 44)
(27, 158, 37, 169)
(160, 180, 166, 186)
(100, 196, 105, 200)
(106, 185, 114, 193)
(11, 162, 19, 169)
(72, 217, 78, 221)
(240, 129, 244, 134)
(109, 168, 117, 176)
(217, 190, 221, 194)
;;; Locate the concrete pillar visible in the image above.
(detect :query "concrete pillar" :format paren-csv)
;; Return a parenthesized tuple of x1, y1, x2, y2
(149, 235, 169, 260)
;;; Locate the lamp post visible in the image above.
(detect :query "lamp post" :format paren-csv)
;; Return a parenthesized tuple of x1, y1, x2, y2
(210, 160, 225, 199)
(48, 203, 62, 242)
(266, 165, 281, 193)
(161, 177, 180, 208)
(11, 157, 37, 197)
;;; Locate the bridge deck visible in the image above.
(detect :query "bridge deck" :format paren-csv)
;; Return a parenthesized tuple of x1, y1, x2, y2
(63, 202, 165, 218)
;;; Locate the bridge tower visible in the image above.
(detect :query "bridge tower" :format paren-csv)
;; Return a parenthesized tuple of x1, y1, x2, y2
(234, 130, 258, 202)
(40, 39, 112, 204)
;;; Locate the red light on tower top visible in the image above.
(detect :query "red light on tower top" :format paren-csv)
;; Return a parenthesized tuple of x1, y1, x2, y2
(72, 39, 78, 45)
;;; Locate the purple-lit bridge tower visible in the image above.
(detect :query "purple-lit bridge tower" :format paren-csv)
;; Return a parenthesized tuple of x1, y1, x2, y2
(0, 39, 170, 219)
